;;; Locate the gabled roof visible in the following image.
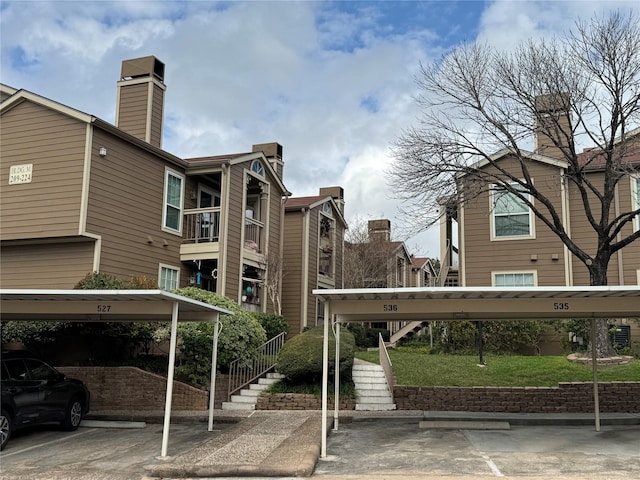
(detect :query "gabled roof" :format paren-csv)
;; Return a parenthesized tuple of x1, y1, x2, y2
(184, 151, 290, 195)
(577, 127, 640, 170)
(285, 195, 348, 228)
(469, 148, 569, 172)
(411, 257, 431, 269)
(0, 84, 186, 167)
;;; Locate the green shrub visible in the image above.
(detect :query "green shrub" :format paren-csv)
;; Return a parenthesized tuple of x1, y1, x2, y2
(170, 288, 267, 387)
(254, 313, 289, 340)
(346, 324, 390, 348)
(276, 326, 355, 383)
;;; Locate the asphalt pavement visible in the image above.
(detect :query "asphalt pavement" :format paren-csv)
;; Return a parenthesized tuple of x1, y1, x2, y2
(1, 409, 639, 479)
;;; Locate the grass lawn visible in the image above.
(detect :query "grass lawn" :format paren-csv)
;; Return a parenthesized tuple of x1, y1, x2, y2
(355, 349, 640, 387)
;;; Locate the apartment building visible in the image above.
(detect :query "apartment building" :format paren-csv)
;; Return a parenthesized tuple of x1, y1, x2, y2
(0, 56, 294, 314)
(282, 187, 347, 334)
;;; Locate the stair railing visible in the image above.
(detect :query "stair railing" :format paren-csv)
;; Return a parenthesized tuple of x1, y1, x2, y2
(378, 333, 395, 392)
(227, 331, 286, 400)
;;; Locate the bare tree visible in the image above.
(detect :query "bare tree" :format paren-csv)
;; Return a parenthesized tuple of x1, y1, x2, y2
(343, 217, 403, 289)
(262, 249, 284, 315)
(389, 11, 640, 357)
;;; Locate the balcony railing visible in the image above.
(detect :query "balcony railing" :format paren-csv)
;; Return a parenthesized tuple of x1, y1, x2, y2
(244, 217, 264, 252)
(183, 208, 221, 243)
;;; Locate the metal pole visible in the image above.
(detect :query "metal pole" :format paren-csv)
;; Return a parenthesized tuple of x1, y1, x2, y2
(321, 301, 330, 458)
(208, 316, 221, 432)
(161, 301, 179, 457)
(333, 319, 340, 432)
(477, 321, 485, 365)
(591, 318, 601, 432)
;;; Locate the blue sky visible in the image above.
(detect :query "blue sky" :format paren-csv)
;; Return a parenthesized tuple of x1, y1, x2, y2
(1, 0, 636, 257)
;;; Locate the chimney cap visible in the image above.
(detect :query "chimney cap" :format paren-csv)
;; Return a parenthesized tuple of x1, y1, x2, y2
(120, 56, 165, 82)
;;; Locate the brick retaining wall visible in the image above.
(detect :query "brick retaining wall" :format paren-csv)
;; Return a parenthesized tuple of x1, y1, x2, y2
(257, 393, 355, 410)
(393, 382, 640, 413)
(58, 367, 227, 411)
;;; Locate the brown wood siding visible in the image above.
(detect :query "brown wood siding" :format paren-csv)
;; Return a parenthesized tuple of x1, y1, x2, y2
(0, 242, 94, 288)
(0, 101, 85, 240)
(85, 128, 182, 282)
(282, 212, 305, 334)
(223, 164, 244, 301)
(149, 85, 164, 148)
(567, 172, 625, 286)
(463, 158, 567, 286)
(618, 177, 640, 285)
(117, 83, 149, 142)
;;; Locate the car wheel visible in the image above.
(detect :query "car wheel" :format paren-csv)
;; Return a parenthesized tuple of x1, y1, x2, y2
(61, 397, 83, 431)
(1, 408, 11, 451)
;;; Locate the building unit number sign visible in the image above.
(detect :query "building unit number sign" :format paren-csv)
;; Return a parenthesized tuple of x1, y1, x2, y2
(9, 164, 33, 184)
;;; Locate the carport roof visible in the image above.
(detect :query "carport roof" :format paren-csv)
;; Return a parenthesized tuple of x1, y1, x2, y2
(312, 286, 640, 321)
(0, 289, 233, 321)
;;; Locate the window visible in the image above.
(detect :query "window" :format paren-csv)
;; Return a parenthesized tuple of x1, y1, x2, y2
(163, 169, 184, 233)
(159, 265, 180, 290)
(491, 183, 534, 239)
(251, 160, 265, 177)
(493, 272, 536, 287)
(633, 175, 640, 232)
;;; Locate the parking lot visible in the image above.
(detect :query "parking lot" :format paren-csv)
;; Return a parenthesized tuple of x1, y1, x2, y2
(0, 421, 220, 480)
(0, 415, 639, 479)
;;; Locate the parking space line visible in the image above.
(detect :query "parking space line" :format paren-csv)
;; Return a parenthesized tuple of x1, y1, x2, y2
(1, 428, 98, 458)
(482, 454, 504, 477)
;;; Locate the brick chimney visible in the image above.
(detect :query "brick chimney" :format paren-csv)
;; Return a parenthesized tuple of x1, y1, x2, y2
(368, 219, 391, 242)
(252, 143, 284, 179)
(319, 186, 345, 214)
(116, 56, 166, 148)
(534, 93, 572, 160)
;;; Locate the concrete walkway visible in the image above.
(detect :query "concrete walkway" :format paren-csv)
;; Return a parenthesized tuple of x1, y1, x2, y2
(85, 409, 640, 479)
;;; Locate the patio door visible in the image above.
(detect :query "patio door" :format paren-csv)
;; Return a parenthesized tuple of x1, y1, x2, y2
(198, 185, 220, 241)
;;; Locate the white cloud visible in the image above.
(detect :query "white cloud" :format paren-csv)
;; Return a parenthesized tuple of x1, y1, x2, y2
(1, 0, 634, 260)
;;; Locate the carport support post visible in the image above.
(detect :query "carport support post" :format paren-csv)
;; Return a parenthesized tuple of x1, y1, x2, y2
(333, 319, 340, 431)
(161, 301, 180, 458)
(591, 318, 601, 432)
(208, 317, 221, 432)
(321, 301, 330, 458)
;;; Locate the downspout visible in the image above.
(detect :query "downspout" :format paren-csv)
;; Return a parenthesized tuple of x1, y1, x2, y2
(301, 208, 310, 329)
(219, 164, 231, 296)
(561, 169, 573, 286)
(614, 184, 624, 285)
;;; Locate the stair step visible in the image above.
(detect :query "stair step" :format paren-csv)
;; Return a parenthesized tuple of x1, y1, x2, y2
(352, 365, 384, 372)
(356, 389, 392, 397)
(353, 377, 388, 384)
(221, 402, 255, 411)
(258, 377, 281, 386)
(249, 383, 268, 391)
(355, 403, 396, 411)
(266, 372, 285, 379)
(230, 394, 258, 403)
(240, 388, 261, 397)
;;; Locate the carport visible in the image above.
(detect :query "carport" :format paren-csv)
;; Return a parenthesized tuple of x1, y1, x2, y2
(313, 286, 640, 458)
(0, 289, 232, 457)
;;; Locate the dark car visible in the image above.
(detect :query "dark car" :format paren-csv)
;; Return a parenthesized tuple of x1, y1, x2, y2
(1, 350, 90, 450)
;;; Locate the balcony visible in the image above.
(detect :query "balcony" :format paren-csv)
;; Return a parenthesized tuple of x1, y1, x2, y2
(180, 208, 221, 260)
(244, 217, 264, 253)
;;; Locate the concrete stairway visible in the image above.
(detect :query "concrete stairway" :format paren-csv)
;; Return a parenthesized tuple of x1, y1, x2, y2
(221, 372, 285, 411)
(352, 359, 396, 411)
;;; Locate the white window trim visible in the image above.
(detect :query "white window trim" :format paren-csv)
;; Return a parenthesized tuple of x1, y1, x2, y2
(162, 167, 185, 235)
(490, 183, 536, 241)
(158, 264, 180, 290)
(632, 174, 640, 232)
(637, 269, 640, 286)
(491, 270, 538, 287)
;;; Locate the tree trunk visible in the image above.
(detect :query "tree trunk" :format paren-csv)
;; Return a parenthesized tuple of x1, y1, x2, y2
(586, 258, 618, 358)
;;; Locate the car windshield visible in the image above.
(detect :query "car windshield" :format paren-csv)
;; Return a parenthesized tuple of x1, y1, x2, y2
(25, 359, 59, 381)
